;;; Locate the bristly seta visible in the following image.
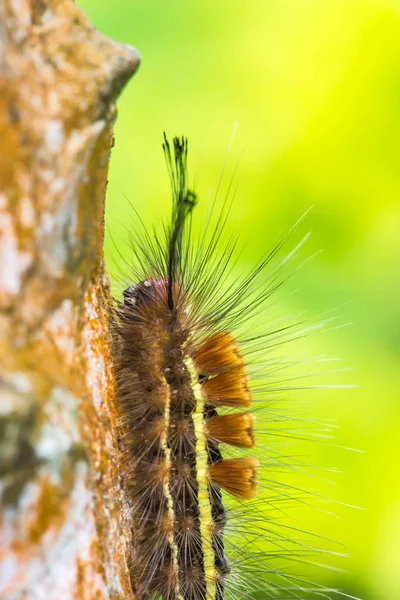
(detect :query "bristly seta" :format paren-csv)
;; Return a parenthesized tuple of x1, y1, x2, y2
(112, 134, 341, 600)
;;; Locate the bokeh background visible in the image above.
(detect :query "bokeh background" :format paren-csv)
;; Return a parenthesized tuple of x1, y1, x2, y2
(78, 1, 400, 598)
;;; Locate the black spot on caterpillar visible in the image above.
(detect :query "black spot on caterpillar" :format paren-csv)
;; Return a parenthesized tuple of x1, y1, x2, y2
(112, 135, 342, 600)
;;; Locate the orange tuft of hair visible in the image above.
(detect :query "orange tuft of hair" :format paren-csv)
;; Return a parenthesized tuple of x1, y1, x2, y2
(208, 457, 259, 500)
(202, 367, 251, 407)
(205, 413, 255, 448)
(193, 332, 245, 375)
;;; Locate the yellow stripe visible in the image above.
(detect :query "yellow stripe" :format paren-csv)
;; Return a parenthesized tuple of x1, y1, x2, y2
(186, 357, 215, 600)
(161, 380, 183, 600)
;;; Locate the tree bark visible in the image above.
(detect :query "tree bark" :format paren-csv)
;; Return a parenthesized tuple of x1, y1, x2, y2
(0, 1, 140, 598)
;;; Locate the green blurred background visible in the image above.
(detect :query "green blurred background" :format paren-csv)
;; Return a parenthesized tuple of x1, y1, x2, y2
(78, 1, 400, 598)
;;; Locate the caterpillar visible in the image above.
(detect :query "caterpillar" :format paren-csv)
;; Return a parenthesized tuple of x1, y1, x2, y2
(112, 135, 335, 600)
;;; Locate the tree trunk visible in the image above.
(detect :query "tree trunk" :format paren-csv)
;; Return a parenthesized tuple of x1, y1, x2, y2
(0, 1, 140, 598)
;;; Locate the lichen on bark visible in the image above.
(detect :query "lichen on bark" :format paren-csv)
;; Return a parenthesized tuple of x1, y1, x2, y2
(0, 1, 140, 598)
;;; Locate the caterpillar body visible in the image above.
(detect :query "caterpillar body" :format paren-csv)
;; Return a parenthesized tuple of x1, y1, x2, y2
(113, 136, 332, 600)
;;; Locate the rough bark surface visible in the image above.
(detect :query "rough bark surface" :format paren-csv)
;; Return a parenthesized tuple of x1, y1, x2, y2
(0, 1, 140, 598)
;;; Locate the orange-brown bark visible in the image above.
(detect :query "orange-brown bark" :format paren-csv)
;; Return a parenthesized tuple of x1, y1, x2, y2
(0, 1, 140, 598)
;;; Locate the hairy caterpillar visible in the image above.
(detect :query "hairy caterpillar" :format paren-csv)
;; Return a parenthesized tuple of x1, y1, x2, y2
(112, 135, 337, 600)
